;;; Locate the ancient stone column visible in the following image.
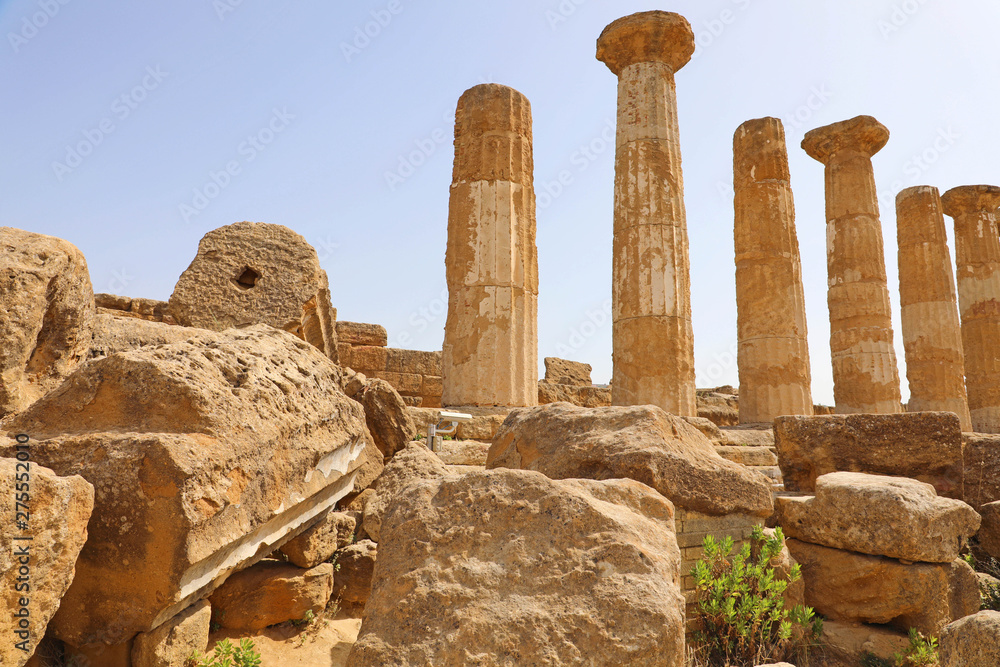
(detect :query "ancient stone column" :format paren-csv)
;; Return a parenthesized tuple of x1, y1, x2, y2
(733, 117, 813, 423)
(597, 11, 697, 416)
(802, 115, 902, 414)
(441, 84, 538, 407)
(942, 185, 1000, 433)
(895, 186, 972, 431)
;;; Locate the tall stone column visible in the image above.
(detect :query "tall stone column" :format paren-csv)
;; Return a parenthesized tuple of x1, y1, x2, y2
(733, 117, 813, 423)
(597, 11, 697, 416)
(942, 185, 1000, 433)
(895, 186, 972, 431)
(441, 84, 538, 407)
(802, 115, 902, 414)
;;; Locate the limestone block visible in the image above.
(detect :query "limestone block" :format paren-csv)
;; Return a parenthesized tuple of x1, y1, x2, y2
(332, 540, 377, 607)
(131, 600, 211, 667)
(487, 402, 773, 517)
(964, 433, 1000, 510)
(209, 561, 333, 632)
(537, 382, 612, 408)
(940, 611, 1000, 667)
(347, 469, 685, 666)
(336, 321, 388, 347)
(0, 457, 94, 667)
(280, 510, 358, 569)
(0, 227, 95, 418)
(362, 442, 449, 542)
(86, 313, 200, 362)
(385, 348, 441, 376)
(359, 379, 417, 458)
(0, 326, 369, 646)
(774, 472, 980, 562)
(979, 501, 1000, 560)
(774, 412, 964, 498)
(542, 357, 592, 385)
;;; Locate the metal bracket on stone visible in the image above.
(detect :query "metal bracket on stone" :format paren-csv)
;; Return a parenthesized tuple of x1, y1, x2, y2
(428, 410, 473, 452)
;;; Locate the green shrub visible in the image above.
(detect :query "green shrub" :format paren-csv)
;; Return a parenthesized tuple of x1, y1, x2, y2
(891, 628, 938, 666)
(689, 525, 822, 666)
(189, 638, 262, 667)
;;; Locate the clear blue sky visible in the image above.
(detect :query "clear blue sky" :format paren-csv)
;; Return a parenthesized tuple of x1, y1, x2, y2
(3, 0, 998, 405)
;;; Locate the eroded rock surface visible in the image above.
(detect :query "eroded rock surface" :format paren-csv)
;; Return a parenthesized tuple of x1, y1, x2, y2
(362, 442, 449, 542)
(348, 469, 686, 667)
(209, 561, 333, 632)
(940, 610, 1000, 667)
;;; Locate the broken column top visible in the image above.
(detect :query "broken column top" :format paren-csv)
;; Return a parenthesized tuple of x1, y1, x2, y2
(896, 186, 947, 244)
(453, 83, 532, 186)
(596, 11, 695, 76)
(941, 184, 1000, 216)
(733, 116, 790, 184)
(801, 115, 889, 163)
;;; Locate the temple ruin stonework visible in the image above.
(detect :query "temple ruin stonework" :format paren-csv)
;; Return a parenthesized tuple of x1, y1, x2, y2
(802, 115, 902, 415)
(597, 11, 697, 416)
(733, 117, 813, 424)
(441, 84, 539, 407)
(942, 185, 1000, 434)
(895, 186, 972, 431)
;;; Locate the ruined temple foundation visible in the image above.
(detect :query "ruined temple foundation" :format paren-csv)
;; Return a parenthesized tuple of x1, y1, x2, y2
(942, 185, 1000, 434)
(733, 117, 813, 424)
(802, 115, 902, 415)
(598, 11, 697, 416)
(441, 84, 538, 407)
(895, 186, 972, 431)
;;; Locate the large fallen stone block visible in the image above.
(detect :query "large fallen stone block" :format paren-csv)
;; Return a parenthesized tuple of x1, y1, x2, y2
(964, 433, 1000, 510)
(86, 313, 201, 362)
(786, 539, 980, 635)
(814, 621, 910, 667)
(359, 379, 416, 457)
(167, 221, 338, 359)
(131, 600, 210, 667)
(362, 442, 449, 542)
(980, 501, 1000, 560)
(348, 469, 686, 667)
(280, 510, 358, 569)
(775, 472, 980, 562)
(336, 321, 388, 347)
(543, 357, 592, 385)
(487, 402, 773, 517)
(209, 561, 333, 631)
(0, 227, 95, 418)
(0, 456, 94, 667)
(940, 610, 1000, 667)
(0, 325, 370, 647)
(537, 382, 612, 408)
(333, 540, 377, 607)
(774, 412, 964, 498)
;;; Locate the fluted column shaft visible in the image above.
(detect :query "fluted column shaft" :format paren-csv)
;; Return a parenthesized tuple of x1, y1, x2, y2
(943, 185, 1000, 433)
(895, 186, 971, 431)
(441, 84, 538, 407)
(598, 11, 696, 416)
(733, 117, 813, 423)
(803, 116, 902, 414)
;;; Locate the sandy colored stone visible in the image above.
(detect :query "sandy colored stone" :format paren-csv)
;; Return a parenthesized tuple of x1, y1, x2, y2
(385, 348, 440, 376)
(336, 321, 388, 347)
(787, 539, 979, 635)
(697, 388, 740, 426)
(964, 432, 1000, 510)
(359, 379, 417, 458)
(598, 12, 696, 416)
(774, 412, 964, 498)
(681, 415, 724, 444)
(131, 600, 210, 667)
(280, 511, 358, 569)
(774, 472, 980, 562)
(0, 457, 94, 667)
(940, 610, 1000, 667)
(333, 540, 377, 607)
(442, 84, 538, 408)
(209, 561, 333, 632)
(802, 116, 902, 415)
(334, 439, 384, 512)
(813, 621, 910, 667)
(85, 313, 201, 363)
(715, 446, 778, 467)
(733, 118, 813, 424)
(720, 426, 775, 447)
(487, 402, 773, 516)
(407, 406, 513, 442)
(537, 382, 612, 408)
(0, 326, 369, 647)
(896, 186, 972, 431)
(980, 500, 1000, 560)
(0, 227, 95, 418)
(363, 442, 450, 543)
(435, 439, 490, 466)
(942, 185, 1000, 433)
(543, 357, 592, 385)
(168, 221, 338, 359)
(348, 469, 686, 667)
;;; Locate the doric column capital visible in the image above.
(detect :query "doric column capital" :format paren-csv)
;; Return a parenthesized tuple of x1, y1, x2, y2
(596, 11, 695, 77)
(801, 115, 889, 164)
(941, 185, 1000, 218)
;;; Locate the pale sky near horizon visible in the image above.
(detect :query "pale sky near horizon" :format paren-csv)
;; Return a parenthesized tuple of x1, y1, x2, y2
(3, 0, 999, 406)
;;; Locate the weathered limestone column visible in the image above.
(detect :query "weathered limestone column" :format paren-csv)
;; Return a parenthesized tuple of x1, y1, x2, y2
(942, 185, 1000, 433)
(733, 117, 813, 423)
(597, 11, 697, 416)
(441, 84, 538, 407)
(802, 116, 902, 414)
(895, 186, 972, 431)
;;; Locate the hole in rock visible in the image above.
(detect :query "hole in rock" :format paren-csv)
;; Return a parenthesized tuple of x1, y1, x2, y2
(235, 267, 261, 289)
